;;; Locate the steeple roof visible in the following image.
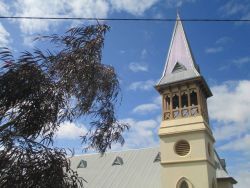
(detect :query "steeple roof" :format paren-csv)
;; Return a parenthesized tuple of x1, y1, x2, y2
(157, 14, 200, 86)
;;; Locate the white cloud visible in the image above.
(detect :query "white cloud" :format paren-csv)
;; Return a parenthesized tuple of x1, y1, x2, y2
(215, 37, 232, 45)
(10, 0, 159, 35)
(153, 96, 161, 104)
(219, 134, 250, 155)
(114, 118, 159, 149)
(235, 170, 250, 188)
(110, 0, 158, 15)
(219, 0, 247, 17)
(219, 0, 250, 27)
(166, 0, 196, 7)
(209, 80, 250, 123)
(232, 57, 250, 65)
(133, 103, 160, 114)
(0, 1, 10, 16)
(2, 0, 198, 36)
(205, 47, 223, 54)
(207, 80, 250, 188)
(128, 80, 155, 91)
(56, 121, 87, 140)
(119, 50, 126, 54)
(140, 49, 147, 59)
(208, 80, 250, 144)
(13, 0, 110, 34)
(129, 62, 148, 72)
(14, 0, 64, 34)
(22, 34, 37, 48)
(0, 23, 11, 47)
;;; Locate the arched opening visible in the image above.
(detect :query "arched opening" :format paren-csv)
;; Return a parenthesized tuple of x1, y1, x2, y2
(181, 92, 188, 108)
(190, 90, 198, 106)
(180, 181, 189, 188)
(165, 96, 170, 110)
(172, 94, 179, 109)
(177, 177, 192, 188)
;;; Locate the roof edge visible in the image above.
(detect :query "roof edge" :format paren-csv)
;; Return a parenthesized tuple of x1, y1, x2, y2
(217, 177, 238, 184)
(155, 76, 213, 98)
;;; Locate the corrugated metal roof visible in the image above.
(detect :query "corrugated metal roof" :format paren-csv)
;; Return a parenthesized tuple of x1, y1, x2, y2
(70, 147, 160, 188)
(69, 147, 234, 188)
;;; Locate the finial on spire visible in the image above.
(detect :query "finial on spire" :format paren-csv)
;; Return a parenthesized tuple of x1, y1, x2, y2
(176, 10, 181, 21)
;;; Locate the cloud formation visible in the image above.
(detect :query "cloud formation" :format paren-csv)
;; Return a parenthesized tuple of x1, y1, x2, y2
(13, 0, 110, 34)
(113, 118, 159, 150)
(0, 1, 9, 16)
(129, 62, 148, 72)
(219, 0, 248, 17)
(219, 0, 250, 23)
(133, 103, 160, 114)
(110, 0, 158, 15)
(56, 121, 87, 140)
(166, 0, 196, 7)
(206, 80, 250, 187)
(1, 0, 159, 35)
(0, 23, 10, 47)
(128, 80, 155, 91)
(205, 47, 223, 54)
(219, 134, 250, 156)
(209, 80, 250, 123)
(215, 37, 232, 45)
(232, 57, 250, 66)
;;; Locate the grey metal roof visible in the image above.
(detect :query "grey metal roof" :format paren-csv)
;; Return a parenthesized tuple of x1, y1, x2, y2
(158, 69, 199, 85)
(69, 147, 234, 188)
(157, 14, 200, 87)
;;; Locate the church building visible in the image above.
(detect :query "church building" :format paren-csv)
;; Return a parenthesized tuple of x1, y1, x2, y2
(70, 14, 237, 188)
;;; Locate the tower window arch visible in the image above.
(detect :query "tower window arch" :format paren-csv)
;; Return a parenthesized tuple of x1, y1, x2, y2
(172, 94, 179, 109)
(180, 181, 189, 188)
(190, 90, 198, 106)
(165, 95, 170, 110)
(177, 177, 192, 188)
(181, 92, 188, 108)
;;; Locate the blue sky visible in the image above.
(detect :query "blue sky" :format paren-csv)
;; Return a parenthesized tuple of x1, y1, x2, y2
(0, 0, 250, 187)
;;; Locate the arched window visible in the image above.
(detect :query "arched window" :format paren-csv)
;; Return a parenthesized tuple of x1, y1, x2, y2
(172, 94, 179, 109)
(181, 92, 188, 108)
(165, 96, 170, 110)
(190, 90, 198, 106)
(180, 181, 189, 188)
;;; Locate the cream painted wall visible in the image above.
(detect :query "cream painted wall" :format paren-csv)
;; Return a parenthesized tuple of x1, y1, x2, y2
(159, 115, 216, 188)
(161, 162, 214, 188)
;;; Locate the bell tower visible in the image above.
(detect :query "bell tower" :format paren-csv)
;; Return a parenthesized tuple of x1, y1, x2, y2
(155, 14, 217, 188)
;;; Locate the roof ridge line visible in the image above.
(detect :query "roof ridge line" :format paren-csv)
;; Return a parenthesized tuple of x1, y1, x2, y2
(70, 146, 159, 157)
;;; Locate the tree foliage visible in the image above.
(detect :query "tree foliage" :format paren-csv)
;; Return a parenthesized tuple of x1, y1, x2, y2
(0, 24, 128, 188)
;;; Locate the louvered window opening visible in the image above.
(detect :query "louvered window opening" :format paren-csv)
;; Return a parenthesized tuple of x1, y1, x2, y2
(154, 152, 161, 162)
(112, 156, 123, 166)
(175, 140, 190, 156)
(172, 62, 187, 73)
(77, 160, 87, 168)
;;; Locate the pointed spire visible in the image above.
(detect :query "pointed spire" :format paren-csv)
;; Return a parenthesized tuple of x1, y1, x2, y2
(157, 13, 200, 86)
